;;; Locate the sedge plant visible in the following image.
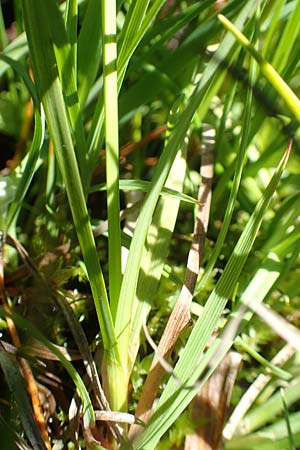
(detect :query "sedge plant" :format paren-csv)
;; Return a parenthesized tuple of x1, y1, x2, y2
(0, 1, 300, 449)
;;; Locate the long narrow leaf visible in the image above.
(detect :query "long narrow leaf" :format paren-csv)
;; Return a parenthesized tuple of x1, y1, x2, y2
(77, 0, 102, 107)
(90, 179, 198, 205)
(281, 388, 296, 450)
(102, 0, 122, 322)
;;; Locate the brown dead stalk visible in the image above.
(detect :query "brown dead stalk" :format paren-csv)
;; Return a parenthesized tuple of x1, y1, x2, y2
(184, 352, 241, 450)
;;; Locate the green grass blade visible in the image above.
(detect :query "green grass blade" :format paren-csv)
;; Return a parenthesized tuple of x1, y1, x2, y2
(115, 87, 201, 362)
(117, 0, 242, 123)
(0, 416, 33, 450)
(64, 0, 78, 76)
(55, 290, 110, 414)
(271, 0, 300, 74)
(281, 388, 296, 450)
(139, 0, 215, 57)
(0, 4, 8, 49)
(235, 337, 291, 381)
(0, 1, 83, 78)
(77, 0, 102, 107)
(0, 53, 39, 105)
(117, 0, 164, 87)
(223, 241, 300, 440)
(261, 0, 285, 58)
(90, 180, 198, 204)
(102, 0, 122, 320)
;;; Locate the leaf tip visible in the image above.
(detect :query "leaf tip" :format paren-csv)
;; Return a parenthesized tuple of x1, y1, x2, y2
(285, 140, 293, 161)
(217, 13, 226, 23)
